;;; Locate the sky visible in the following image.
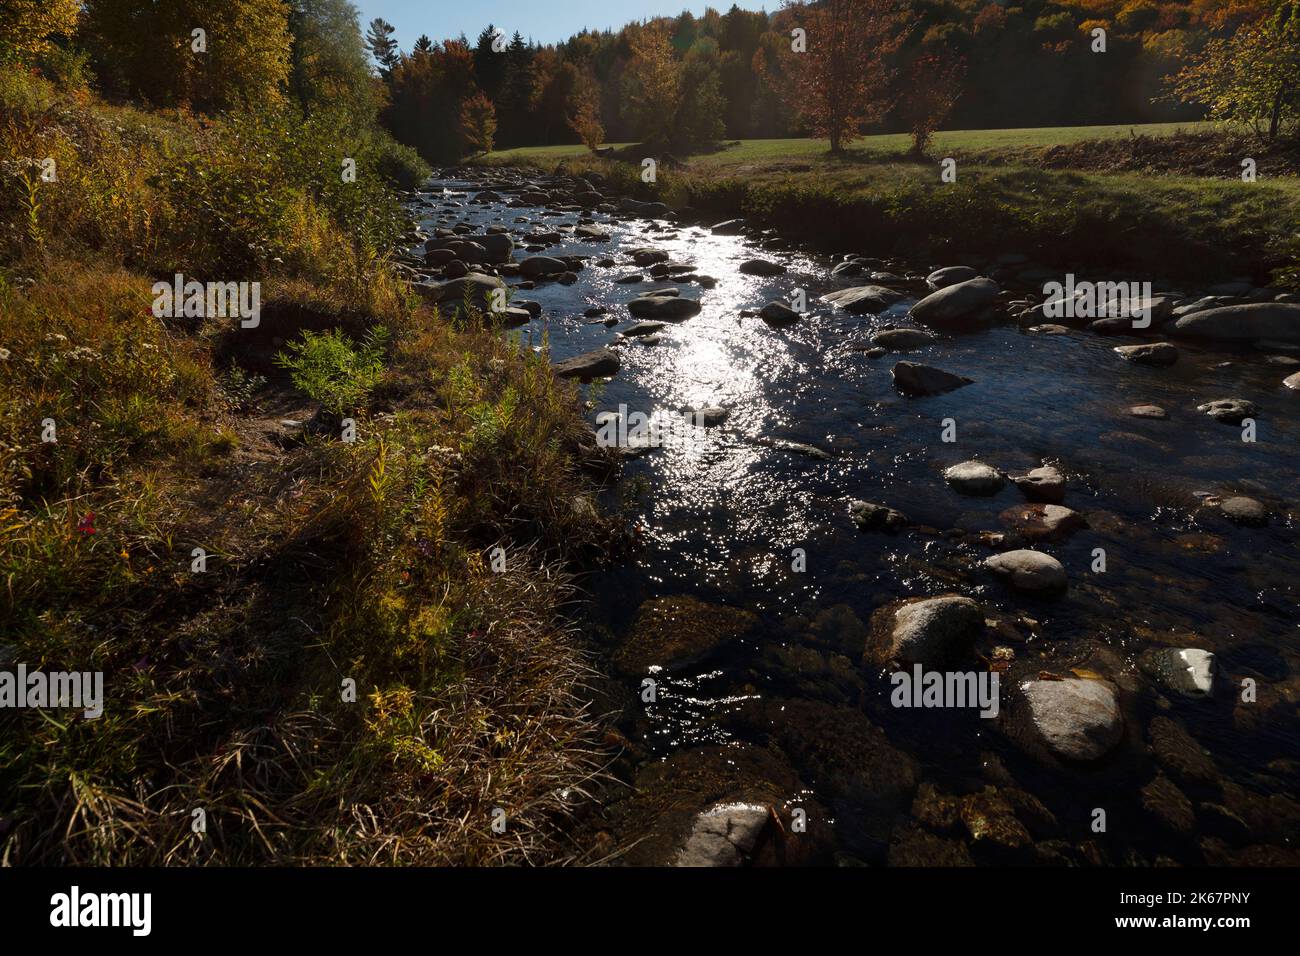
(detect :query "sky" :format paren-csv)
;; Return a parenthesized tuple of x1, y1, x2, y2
(352, 1, 772, 49)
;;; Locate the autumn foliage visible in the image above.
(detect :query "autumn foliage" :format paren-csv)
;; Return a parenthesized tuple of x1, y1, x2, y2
(774, 0, 911, 153)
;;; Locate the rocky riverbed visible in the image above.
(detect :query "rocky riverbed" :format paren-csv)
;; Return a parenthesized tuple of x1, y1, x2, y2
(396, 165, 1300, 867)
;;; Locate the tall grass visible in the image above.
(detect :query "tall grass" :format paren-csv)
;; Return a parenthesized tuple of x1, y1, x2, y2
(0, 66, 617, 865)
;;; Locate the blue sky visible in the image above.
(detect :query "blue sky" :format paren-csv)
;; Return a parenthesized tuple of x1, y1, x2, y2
(353, 1, 772, 49)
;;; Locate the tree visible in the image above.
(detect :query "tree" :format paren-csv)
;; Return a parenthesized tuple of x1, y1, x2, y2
(288, 0, 377, 122)
(1172, 1, 1300, 140)
(0, 0, 79, 67)
(676, 39, 727, 147)
(901, 50, 966, 155)
(82, 0, 291, 112)
(473, 25, 508, 100)
(568, 72, 606, 151)
(365, 17, 399, 75)
(621, 24, 681, 147)
(776, 0, 911, 153)
(413, 35, 434, 55)
(460, 92, 498, 155)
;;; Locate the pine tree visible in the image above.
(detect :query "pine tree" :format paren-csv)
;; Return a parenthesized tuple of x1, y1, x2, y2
(365, 17, 399, 75)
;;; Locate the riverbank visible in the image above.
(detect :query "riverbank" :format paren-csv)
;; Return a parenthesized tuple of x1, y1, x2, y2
(0, 69, 619, 864)
(488, 128, 1300, 287)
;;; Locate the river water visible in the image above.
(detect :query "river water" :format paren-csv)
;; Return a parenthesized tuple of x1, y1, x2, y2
(410, 168, 1299, 866)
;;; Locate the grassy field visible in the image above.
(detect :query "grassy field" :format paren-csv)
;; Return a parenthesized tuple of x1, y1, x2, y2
(489, 122, 1300, 285)
(487, 122, 1216, 166)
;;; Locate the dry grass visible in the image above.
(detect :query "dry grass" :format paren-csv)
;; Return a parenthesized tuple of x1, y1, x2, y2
(0, 67, 620, 866)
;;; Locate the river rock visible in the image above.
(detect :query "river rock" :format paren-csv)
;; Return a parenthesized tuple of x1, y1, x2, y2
(1285, 371, 1300, 390)
(821, 285, 903, 314)
(926, 265, 979, 290)
(1220, 496, 1268, 526)
(1010, 465, 1065, 503)
(1114, 342, 1179, 366)
(629, 247, 669, 266)
(711, 219, 745, 235)
(1128, 404, 1168, 419)
(473, 232, 514, 263)
(998, 503, 1088, 542)
(519, 255, 567, 279)
(865, 594, 983, 666)
(622, 320, 666, 337)
(943, 460, 1004, 495)
(739, 258, 786, 276)
(983, 549, 1067, 594)
(910, 277, 1000, 327)
(849, 500, 909, 533)
(1019, 678, 1123, 761)
(553, 348, 620, 379)
(684, 406, 728, 426)
(611, 596, 758, 673)
(628, 295, 702, 320)
(892, 361, 972, 396)
(871, 328, 935, 351)
(1197, 398, 1257, 424)
(759, 301, 800, 326)
(1170, 302, 1300, 344)
(1140, 647, 1216, 699)
(674, 802, 775, 866)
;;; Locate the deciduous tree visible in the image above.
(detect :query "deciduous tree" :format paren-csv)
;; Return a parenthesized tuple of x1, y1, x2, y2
(775, 0, 911, 153)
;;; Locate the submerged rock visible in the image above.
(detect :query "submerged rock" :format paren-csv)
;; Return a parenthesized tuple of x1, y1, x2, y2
(1018, 678, 1123, 761)
(865, 594, 984, 666)
(611, 596, 758, 673)
(849, 500, 909, 533)
(1220, 496, 1268, 526)
(892, 361, 972, 395)
(1127, 404, 1168, 419)
(674, 802, 774, 866)
(998, 503, 1088, 542)
(1114, 342, 1179, 366)
(871, 328, 936, 351)
(1140, 647, 1216, 699)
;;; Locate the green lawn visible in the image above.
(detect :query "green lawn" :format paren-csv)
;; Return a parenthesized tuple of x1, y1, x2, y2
(487, 122, 1217, 167)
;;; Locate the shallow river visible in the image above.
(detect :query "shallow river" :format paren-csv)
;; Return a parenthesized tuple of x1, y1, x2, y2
(410, 169, 1299, 865)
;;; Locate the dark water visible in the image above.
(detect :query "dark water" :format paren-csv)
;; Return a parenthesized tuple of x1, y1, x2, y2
(411, 171, 1300, 864)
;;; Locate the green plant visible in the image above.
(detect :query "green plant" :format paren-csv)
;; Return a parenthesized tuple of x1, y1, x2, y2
(274, 325, 389, 415)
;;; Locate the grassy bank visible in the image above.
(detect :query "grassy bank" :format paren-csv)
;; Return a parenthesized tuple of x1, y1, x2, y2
(489, 124, 1300, 285)
(1, 69, 616, 864)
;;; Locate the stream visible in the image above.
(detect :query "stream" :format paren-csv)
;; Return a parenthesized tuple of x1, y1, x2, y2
(403, 166, 1300, 866)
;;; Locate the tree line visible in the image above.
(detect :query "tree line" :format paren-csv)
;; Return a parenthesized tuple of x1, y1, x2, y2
(364, 0, 1300, 162)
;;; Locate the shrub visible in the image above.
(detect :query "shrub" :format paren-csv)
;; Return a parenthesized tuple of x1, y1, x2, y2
(274, 326, 390, 415)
